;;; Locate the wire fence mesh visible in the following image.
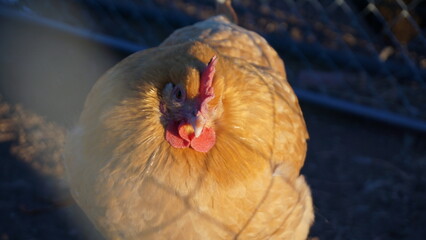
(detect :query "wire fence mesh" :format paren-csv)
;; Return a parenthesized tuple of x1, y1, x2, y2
(1, 0, 425, 123)
(1, 1, 426, 239)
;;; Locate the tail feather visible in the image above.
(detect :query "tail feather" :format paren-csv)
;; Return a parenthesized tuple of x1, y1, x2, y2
(216, 0, 238, 24)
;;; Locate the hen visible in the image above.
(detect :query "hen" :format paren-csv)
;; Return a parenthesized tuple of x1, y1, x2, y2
(64, 2, 313, 239)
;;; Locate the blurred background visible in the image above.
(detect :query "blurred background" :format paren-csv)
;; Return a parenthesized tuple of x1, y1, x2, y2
(0, 0, 425, 239)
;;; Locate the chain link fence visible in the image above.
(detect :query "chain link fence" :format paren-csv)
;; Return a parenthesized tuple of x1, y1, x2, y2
(1, 1, 426, 239)
(1, 0, 425, 129)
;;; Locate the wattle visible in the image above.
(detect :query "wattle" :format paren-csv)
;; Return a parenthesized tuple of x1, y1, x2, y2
(165, 121, 216, 153)
(189, 127, 216, 153)
(165, 121, 190, 148)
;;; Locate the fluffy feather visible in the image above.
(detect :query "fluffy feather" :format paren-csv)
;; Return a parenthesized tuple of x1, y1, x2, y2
(64, 15, 313, 240)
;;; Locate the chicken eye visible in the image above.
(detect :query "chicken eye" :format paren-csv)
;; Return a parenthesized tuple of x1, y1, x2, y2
(172, 85, 186, 102)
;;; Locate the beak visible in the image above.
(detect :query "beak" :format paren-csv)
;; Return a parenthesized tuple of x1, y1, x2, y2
(189, 113, 206, 138)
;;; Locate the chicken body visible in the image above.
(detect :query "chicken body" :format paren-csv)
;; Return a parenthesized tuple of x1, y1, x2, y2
(64, 16, 313, 239)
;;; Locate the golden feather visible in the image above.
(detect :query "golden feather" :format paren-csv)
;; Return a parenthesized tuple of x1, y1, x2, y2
(64, 16, 313, 240)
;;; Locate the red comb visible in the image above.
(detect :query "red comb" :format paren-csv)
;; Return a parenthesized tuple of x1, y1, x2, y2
(199, 55, 217, 114)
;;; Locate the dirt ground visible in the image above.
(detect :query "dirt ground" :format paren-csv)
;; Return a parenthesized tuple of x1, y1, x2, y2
(1, 9, 426, 240)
